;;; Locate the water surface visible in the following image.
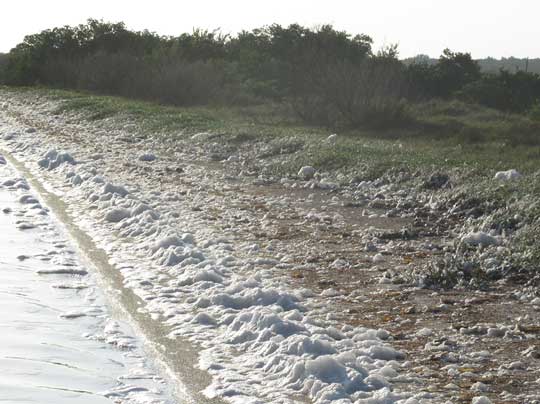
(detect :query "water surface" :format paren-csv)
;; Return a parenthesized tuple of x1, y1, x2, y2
(0, 184, 174, 404)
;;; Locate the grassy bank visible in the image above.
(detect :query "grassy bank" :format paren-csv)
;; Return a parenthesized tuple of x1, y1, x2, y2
(5, 86, 537, 178)
(2, 86, 540, 287)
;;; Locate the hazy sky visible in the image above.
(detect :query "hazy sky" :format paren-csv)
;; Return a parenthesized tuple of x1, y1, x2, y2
(1, 0, 538, 58)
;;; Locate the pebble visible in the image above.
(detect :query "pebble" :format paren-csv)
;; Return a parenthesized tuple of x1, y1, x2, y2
(327, 134, 337, 144)
(139, 153, 156, 162)
(298, 166, 316, 180)
(105, 208, 131, 223)
(365, 242, 378, 252)
(494, 169, 522, 181)
(471, 382, 489, 392)
(372, 253, 385, 263)
(486, 327, 505, 338)
(471, 397, 492, 404)
(508, 361, 525, 370)
(461, 231, 499, 247)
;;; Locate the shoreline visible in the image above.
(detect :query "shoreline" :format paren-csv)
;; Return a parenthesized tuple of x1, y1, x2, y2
(1, 88, 539, 404)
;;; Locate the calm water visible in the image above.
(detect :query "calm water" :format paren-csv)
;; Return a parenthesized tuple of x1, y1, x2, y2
(0, 185, 174, 404)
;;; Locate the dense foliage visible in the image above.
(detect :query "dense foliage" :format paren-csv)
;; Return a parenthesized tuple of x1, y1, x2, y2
(1, 20, 539, 128)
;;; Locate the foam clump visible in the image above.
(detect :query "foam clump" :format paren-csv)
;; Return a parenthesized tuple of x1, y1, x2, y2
(8, 127, 424, 404)
(472, 397, 493, 404)
(105, 208, 131, 223)
(139, 153, 156, 162)
(152, 235, 186, 252)
(327, 133, 338, 144)
(298, 166, 316, 180)
(38, 149, 75, 170)
(369, 345, 405, 361)
(304, 355, 348, 383)
(461, 231, 499, 246)
(102, 183, 129, 197)
(494, 169, 521, 181)
(131, 203, 151, 216)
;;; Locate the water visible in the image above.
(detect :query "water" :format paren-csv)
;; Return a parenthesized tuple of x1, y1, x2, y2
(0, 181, 174, 403)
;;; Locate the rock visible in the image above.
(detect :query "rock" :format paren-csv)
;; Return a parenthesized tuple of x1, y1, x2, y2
(104, 208, 131, 223)
(192, 312, 217, 326)
(44, 149, 58, 160)
(17, 222, 36, 230)
(25, 127, 37, 134)
(165, 165, 184, 174)
(327, 134, 338, 144)
(298, 166, 316, 180)
(331, 258, 348, 269)
(139, 153, 156, 162)
(365, 242, 378, 252)
(486, 327, 505, 338)
(181, 233, 195, 244)
(321, 288, 340, 297)
(71, 175, 83, 186)
(19, 195, 38, 204)
(131, 203, 151, 216)
(153, 235, 184, 252)
(522, 346, 540, 359)
(472, 397, 492, 404)
(424, 173, 450, 189)
(39, 150, 75, 170)
(461, 231, 499, 247)
(191, 132, 210, 141)
(103, 183, 129, 197)
(494, 169, 522, 181)
(162, 250, 184, 266)
(313, 181, 338, 190)
(372, 253, 385, 263)
(470, 382, 489, 392)
(417, 328, 434, 337)
(368, 345, 405, 360)
(49, 152, 75, 169)
(460, 325, 487, 335)
(0, 156, 6, 165)
(508, 361, 525, 370)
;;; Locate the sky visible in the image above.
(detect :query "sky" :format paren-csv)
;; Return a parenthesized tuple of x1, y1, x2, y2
(1, 0, 538, 58)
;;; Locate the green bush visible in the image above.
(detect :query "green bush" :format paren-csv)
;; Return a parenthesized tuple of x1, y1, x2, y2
(407, 49, 481, 99)
(2, 19, 540, 135)
(530, 103, 540, 122)
(459, 71, 540, 113)
(0, 53, 8, 83)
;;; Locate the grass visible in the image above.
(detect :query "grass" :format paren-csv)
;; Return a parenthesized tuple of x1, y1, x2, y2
(2, 86, 540, 180)
(3, 85, 540, 287)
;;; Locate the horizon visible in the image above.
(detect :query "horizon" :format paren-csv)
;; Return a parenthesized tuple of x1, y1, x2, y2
(1, 0, 539, 59)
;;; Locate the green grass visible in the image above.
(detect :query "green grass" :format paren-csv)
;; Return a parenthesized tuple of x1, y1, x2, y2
(3, 85, 540, 284)
(2, 86, 540, 180)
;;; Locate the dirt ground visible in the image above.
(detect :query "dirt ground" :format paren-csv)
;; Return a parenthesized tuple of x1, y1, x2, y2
(2, 93, 540, 403)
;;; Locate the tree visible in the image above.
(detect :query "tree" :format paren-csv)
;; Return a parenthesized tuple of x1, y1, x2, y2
(435, 48, 481, 97)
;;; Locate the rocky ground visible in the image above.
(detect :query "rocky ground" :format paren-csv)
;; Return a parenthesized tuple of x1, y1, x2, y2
(1, 90, 540, 404)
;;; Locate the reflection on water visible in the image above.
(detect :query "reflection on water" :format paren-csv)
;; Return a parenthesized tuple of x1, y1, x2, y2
(0, 185, 173, 403)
